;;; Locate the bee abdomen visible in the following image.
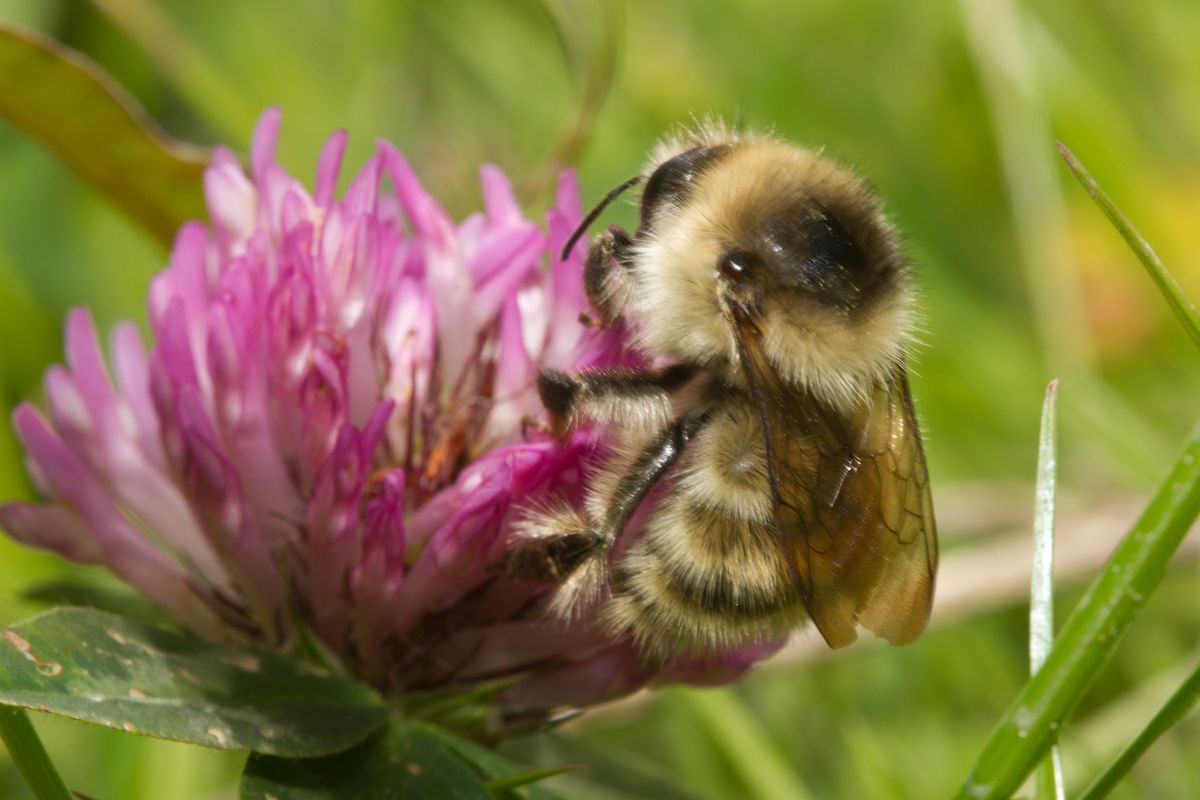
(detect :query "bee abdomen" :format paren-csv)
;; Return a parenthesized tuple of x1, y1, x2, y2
(605, 497, 805, 652)
(673, 402, 777, 524)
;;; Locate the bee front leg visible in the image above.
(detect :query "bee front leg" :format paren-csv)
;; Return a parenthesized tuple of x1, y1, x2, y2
(582, 225, 635, 327)
(538, 363, 697, 435)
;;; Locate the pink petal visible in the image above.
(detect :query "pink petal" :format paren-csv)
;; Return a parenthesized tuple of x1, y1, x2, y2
(205, 146, 257, 248)
(342, 153, 383, 219)
(470, 226, 545, 320)
(655, 639, 788, 688)
(250, 107, 283, 186)
(381, 145, 477, 384)
(501, 643, 650, 712)
(480, 164, 522, 227)
(391, 462, 511, 632)
(314, 129, 349, 208)
(64, 309, 117, 417)
(481, 295, 535, 446)
(306, 422, 374, 646)
(543, 170, 590, 367)
(110, 323, 164, 465)
(12, 405, 224, 633)
(0, 502, 102, 563)
(43, 366, 93, 445)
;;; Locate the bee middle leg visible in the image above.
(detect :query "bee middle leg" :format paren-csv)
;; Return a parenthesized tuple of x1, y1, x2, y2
(596, 411, 707, 541)
(505, 413, 706, 593)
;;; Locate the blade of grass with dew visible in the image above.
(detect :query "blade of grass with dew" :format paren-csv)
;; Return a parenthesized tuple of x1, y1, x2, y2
(1057, 143, 1200, 353)
(1075, 659, 1200, 800)
(954, 426, 1200, 799)
(1030, 380, 1064, 800)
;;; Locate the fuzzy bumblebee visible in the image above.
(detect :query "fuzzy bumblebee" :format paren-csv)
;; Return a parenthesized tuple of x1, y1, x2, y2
(507, 124, 937, 655)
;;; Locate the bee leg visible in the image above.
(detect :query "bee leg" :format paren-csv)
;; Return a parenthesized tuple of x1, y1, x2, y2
(597, 411, 706, 539)
(503, 528, 600, 582)
(582, 225, 635, 327)
(519, 414, 550, 439)
(608, 225, 636, 266)
(538, 363, 697, 434)
(505, 413, 707, 616)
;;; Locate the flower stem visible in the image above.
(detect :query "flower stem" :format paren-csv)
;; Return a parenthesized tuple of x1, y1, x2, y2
(0, 707, 73, 800)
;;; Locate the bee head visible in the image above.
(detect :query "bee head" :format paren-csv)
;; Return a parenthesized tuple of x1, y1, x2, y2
(629, 134, 916, 408)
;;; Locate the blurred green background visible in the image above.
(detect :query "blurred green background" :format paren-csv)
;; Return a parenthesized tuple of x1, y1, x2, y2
(0, 1, 1197, 798)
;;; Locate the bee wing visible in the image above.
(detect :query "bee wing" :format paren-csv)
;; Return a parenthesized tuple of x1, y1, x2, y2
(729, 310, 936, 648)
(772, 369, 937, 648)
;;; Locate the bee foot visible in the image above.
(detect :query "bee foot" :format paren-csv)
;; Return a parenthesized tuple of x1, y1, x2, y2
(547, 552, 609, 619)
(520, 415, 551, 439)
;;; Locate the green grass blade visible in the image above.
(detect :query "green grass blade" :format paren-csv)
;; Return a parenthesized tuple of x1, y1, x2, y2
(1029, 380, 1059, 675)
(955, 426, 1200, 799)
(685, 689, 815, 800)
(1075, 659, 1200, 800)
(1030, 381, 1064, 800)
(1057, 143, 1200, 352)
(0, 707, 73, 800)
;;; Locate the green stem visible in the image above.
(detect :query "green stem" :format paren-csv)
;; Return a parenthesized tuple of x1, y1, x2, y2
(1076, 659, 1200, 800)
(955, 427, 1200, 799)
(1057, 143, 1200, 353)
(0, 707, 73, 800)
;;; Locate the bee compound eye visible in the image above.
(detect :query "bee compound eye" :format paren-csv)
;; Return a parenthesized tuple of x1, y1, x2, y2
(718, 250, 755, 282)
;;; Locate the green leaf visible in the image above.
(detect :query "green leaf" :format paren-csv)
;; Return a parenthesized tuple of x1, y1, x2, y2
(955, 427, 1200, 799)
(241, 720, 492, 800)
(1057, 142, 1200, 353)
(417, 723, 566, 799)
(0, 23, 210, 247)
(0, 607, 388, 757)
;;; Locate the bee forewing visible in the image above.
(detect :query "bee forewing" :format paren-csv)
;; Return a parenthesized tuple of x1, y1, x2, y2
(736, 318, 937, 648)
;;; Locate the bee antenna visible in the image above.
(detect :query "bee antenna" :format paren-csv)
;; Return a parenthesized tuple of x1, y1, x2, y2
(561, 174, 643, 261)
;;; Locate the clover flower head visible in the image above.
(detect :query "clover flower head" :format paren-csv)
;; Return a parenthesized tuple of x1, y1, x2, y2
(0, 110, 783, 729)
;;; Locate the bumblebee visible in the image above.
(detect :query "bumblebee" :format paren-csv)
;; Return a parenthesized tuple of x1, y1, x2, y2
(507, 123, 936, 654)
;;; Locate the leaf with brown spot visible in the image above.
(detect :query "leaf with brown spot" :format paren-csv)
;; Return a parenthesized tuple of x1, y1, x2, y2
(0, 607, 388, 757)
